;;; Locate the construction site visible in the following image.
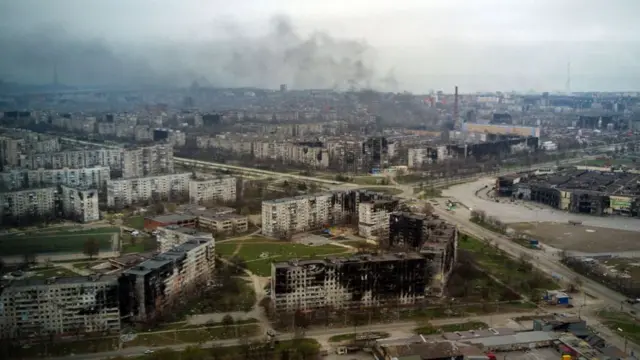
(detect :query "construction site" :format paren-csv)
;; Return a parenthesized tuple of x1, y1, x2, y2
(497, 167, 640, 217)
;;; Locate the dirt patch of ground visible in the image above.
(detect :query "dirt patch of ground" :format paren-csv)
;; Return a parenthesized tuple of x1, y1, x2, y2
(509, 222, 640, 253)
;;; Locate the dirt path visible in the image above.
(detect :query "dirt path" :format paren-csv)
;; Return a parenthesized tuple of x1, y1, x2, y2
(231, 243, 243, 257)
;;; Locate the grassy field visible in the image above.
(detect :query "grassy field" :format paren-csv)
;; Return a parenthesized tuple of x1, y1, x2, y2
(124, 215, 145, 230)
(360, 186, 403, 195)
(458, 235, 558, 294)
(598, 310, 640, 344)
(413, 321, 488, 335)
(0, 227, 119, 256)
(121, 233, 158, 254)
(216, 239, 352, 276)
(30, 266, 80, 278)
(124, 324, 260, 347)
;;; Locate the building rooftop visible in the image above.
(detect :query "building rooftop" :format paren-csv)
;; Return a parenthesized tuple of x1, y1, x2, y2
(148, 214, 197, 224)
(462, 331, 557, 348)
(161, 225, 212, 237)
(273, 252, 424, 270)
(1, 274, 118, 288)
(124, 238, 212, 276)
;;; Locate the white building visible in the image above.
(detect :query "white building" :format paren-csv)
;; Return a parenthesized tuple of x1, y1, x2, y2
(155, 225, 214, 253)
(122, 238, 215, 322)
(107, 173, 191, 208)
(188, 176, 237, 204)
(0, 166, 110, 191)
(261, 194, 332, 238)
(20, 148, 123, 172)
(357, 200, 396, 238)
(122, 144, 174, 179)
(0, 275, 121, 339)
(60, 185, 100, 223)
(0, 187, 57, 223)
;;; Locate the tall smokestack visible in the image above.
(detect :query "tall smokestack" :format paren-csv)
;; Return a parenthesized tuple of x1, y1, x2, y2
(453, 86, 459, 130)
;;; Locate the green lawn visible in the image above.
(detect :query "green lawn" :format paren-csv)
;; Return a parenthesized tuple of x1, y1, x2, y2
(121, 234, 157, 254)
(598, 310, 640, 344)
(360, 187, 403, 195)
(413, 321, 488, 335)
(458, 235, 558, 293)
(353, 176, 387, 185)
(216, 240, 351, 276)
(124, 324, 260, 347)
(124, 215, 145, 230)
(0, 228, 119, 256)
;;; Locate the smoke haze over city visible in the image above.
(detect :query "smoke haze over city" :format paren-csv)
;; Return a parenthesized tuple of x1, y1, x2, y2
(1, 0, 639, 92)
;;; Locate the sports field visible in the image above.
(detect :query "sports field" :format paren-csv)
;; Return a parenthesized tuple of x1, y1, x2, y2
(0, 227, 119, 256)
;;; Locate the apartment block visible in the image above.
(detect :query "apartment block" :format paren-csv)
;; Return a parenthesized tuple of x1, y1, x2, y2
(60, 185, 100, 223)
(20, 148, 123, 172)
(0, 275, 121, 339)
(357, 199, 399, 238)
(0, 166, 110, 191)
(122, 144, 174, 179)
(120, 238, 215, 322)
(155, 225, 214, 253)
(271, 253, 429, 313)
(106, 173, 191, 208)
(388, 212, 458, 296)
(262, 190, 393, 238)
(188, 176, 237, 204)
(0, 187, 57, 223)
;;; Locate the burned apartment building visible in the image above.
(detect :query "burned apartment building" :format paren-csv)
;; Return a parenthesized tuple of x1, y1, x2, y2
(261, 189, 396, 238)
(271, 212, 458, 314)
(118, 238, 215, 323)
(362, 136, 389, 171)
(510, 167, 640, 217)
(408, 136, 538, 168)
(388, 212, 457, 295)
(358, 199, 400, 238)
(271, 253, 429, 313)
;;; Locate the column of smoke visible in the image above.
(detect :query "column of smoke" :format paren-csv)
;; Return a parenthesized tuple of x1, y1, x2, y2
(0, 15, 400, 91)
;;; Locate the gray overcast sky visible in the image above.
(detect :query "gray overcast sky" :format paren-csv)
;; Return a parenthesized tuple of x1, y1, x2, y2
(1, 0, 639, 92)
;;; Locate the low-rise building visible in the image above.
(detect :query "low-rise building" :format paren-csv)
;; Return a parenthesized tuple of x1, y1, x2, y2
(143, 214, 198, 231)
(155, 225, 214, 253)
(197, 213, 248, 234)
(0, 275, 121, 339)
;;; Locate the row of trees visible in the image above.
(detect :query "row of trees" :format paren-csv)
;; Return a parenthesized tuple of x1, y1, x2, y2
(469, 209, 508, 234)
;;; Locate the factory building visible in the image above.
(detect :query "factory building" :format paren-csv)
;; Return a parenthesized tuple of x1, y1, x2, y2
(119, 238, 215, 323)
(271, 253, 429, 313)
(261, 190, 395, 238)
(510, 168, 640, 217)
(188, 176, 237, 204)
(0, 275, 121, 339)
(106, 173, 191, 208)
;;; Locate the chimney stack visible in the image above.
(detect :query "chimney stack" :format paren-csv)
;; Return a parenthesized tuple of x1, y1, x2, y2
(453, 86, 460, 130)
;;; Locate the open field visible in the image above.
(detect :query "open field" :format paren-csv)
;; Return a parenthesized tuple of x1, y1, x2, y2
(598, 310, 640, 345)
(216, 238, 352, 276)
(124, 324, 260, 347)
(124, 215, 145, 230)
(510, 222, 640, 253)
(413, 321, 488, 335)
(30, 266, 80, 278)
(0, 227, 119, 256)
(459, 235, 559, 294)
(360, 186, 403, 195)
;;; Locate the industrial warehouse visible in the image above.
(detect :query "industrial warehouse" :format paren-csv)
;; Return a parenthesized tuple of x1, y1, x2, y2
(270, 213, 458, 314)
(496, 167, 640, 216)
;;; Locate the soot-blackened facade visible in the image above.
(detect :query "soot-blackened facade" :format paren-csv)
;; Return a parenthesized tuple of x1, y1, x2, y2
(271, 253, 428, 313)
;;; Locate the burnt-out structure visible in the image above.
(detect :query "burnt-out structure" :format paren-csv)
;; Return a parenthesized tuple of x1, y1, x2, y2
(362, 136, 389, 171)
(512, 167, 640, 217)
(271, 213, 458, 313)
(496, 174, 521, 196)
(0, 275, 121, 339)
(119, 238, 215, 323)
(446, 136, 538, 161)
(389, 212, 457, 295)
(271, 253, 428, 313)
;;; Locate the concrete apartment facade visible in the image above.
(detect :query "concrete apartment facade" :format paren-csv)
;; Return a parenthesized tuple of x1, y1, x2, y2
(0, 187, 57, 222)
(60, 185, 100, 223)
(120, 238, 216, 322)
(0, 166, 110, 191)
(0, 275, 121, 339)
(106, 173, 191, 208)
(188, 176, 237, 204)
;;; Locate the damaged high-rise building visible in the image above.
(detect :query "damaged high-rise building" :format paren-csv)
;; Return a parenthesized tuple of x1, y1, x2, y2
(261, 189, 397, 238)
(388, 212, 457, 296)
(270, 212, 458, 314)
